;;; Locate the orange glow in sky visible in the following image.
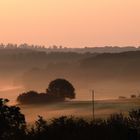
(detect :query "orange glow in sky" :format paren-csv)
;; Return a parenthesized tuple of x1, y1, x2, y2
(0, 0, 140, 47)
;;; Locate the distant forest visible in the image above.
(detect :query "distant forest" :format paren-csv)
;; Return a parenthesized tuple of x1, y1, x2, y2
(0, 43, 140, 53)
(0, 43, 140, 93)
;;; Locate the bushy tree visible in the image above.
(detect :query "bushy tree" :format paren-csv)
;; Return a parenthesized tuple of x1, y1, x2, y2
(17, 79, 76, 104)
(17, 91, 39, 104)
(0, 98, 26, 140)
(47, 79, 75, 99)
(128, 109, 140, 129)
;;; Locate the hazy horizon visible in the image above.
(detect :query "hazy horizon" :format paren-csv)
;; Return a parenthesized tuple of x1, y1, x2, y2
(0, 0, 140, 47)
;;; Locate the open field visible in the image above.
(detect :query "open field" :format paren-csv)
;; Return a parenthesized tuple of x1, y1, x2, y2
(0, 84, 140, 122)
(19, 99, 140, 122)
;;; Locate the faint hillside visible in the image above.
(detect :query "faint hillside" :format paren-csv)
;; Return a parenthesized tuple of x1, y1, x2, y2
(80, 51, 140, 81)
(0, 46, 140, 100)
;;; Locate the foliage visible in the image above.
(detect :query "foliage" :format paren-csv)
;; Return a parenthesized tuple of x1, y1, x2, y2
(17, 79, 75, 104)
(47, 78, 75, 99)
(27, 114, 139, 140)
(0, 98, 26, 140)
(2, 98, 140, 139)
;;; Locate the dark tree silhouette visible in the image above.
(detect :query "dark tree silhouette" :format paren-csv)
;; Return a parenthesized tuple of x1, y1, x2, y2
(17, 79, 75, 104)
(27, 113, 139, 140)
(47, 79, 75, 99)
(17, 91, 39, 104)
(0, 98, 26, 140)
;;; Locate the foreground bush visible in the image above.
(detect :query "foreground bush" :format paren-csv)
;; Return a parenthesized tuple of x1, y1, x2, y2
(27, 114, 138, 140)
(0, 98, 140, 140)
(0, 99, 26, 140)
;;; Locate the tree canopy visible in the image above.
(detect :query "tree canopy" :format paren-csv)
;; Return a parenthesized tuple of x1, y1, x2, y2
(17, 79, 75, 104)
(0, 98, 26, 140)
(47, 78, 75, 99)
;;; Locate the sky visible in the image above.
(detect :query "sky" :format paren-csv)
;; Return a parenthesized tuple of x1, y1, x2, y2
(0, 0, 140, 47)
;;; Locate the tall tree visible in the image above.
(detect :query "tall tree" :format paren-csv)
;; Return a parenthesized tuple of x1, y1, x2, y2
(47, 79, 75, 99)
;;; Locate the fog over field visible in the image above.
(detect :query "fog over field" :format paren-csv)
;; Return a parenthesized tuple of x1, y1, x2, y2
(0, 46, 139, 122)
(0, 1, 140, 139)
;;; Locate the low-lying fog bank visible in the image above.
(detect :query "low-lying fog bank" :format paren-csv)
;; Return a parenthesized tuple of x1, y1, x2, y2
(19, 99, 140, 123)
(0, 81, 140, 123)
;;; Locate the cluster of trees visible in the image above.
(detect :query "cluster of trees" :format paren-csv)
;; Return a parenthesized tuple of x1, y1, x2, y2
(0, 99, 26, 140)
(1, 43, 140, 52)
(0, 43, 45, 50)
(1, 98, 140, 140)
(17, 79, 75, 104)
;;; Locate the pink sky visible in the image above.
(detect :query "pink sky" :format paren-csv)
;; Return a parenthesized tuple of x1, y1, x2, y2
(0, 0, 140, 47)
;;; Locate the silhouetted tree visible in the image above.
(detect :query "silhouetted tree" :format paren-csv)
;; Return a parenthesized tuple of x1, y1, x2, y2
(128, 109, 140, 129)
(27, 113, 140, 140)
(17, 79, 75, 104)
(17, 91, 39, 104)
(47, 79, 75, 99)
(0, 98, 26, 140)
